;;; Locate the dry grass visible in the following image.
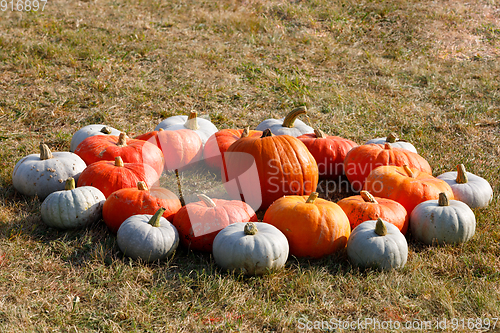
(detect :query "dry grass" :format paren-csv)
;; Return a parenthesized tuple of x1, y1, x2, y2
(1, 0, 500, 331)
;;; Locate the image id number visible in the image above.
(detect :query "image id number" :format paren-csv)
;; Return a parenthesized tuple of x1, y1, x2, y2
(1, 0, 47, 11)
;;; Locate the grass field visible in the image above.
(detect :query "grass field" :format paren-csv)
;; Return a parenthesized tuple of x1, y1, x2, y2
(1, 0, 500, 331)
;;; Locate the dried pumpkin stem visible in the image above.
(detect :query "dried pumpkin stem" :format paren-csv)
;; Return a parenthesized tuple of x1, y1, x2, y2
(306, 192, 319, 203)
(115, 156, 124, 167)
(197, 194, 217, 207)
(261, 129, 273, 137)
(100, 126, 112, 134)
(282, 106, 307, 128)
(314, 128, 327, 139)
(137, 181, 148, 191)
(175, 169, 185, 207)
(241, 127, 250, 138)
(65, 177, 76, 191)
(384, 142, 392, 150)
(185, 111, 200, 130)
(244, 222, 258, 235)
(375, 218, 388, 236)
(360, 190, 378, 204)
(456, 164, 469, 184)
(403, 165, 415, 178)
(149, 207, 166, 227)
(39, 143, 53, 160)
(117, 133, 127, 147)
(438, 192, 449, 206)
(387, 132, 398, 143)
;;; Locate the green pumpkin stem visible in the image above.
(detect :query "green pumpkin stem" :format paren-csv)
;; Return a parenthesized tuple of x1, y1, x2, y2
(197, 194, 217, 207)
(456, 164, 469, 184)
(261, 129, 273, 138)
(360, 190, 378, 204)
(185, 111, 200, 130)
(117, 133, 127, 147)
(282, 106, 307, 128)
(241, 127, 250, 138)
(244, 222, 258, 235)
(65, 177, 76, 190)
(306, 192, 319, 203)
(149, 207, 166, 227)
(314, 128, 327, 139)
(115, 156, 124, 167)
(403, 165, 415, 178)
(175, 169, 185, 206)
(137, 181, 148, 191)
(438, 192, 449, 206)
(39, 143, 53, 160)
(387, 132, 398, 143)
(384, 142, 392, 150)
(100, 126, 112, 134)
(375, 218, 388, 236)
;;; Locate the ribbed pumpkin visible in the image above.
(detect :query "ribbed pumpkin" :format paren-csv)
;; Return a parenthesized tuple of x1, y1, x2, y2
(77, 156, 160, 198)
(154, 111, 218, 145)
(297, 128, 358, 179)
(364, 165, 454, 215)
(337, 190, 409, 234)
(103, 181, 182, 233)
(203, 128, 262, 170)
(344, 143, 431, 190)
(74, 132, 164, 176)
(70, 124, 121, 152)
(223, 129, 318, 211)
(263, 192, 351, 259)
(173, 194, 258, 252)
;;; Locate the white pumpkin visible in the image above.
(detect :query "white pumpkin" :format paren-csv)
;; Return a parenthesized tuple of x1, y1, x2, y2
(70, 124, 121, 152)
(347, 218, 408, 271)
(365, 133, 417, 153)
(255, 106, 314, 137)
(12, 143, 87, 199)
(117, 208, 179, 262)
(410, 192, 476, 245)
(212, 222, 289, 276)
(437, 164, 493, 209)
(40, 178, 105, 229)
(154, 111, 218, 145)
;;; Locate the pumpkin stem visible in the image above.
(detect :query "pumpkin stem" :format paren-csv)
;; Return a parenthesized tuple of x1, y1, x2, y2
(456, 164, 469, 184)
(117, 133, 127, 147)
(360, 190, 378, 204)
(244, 222, 258, 235)
(149, 207, 166, 227)
(159, 128, 164, 131)
(384, 142, 392, 150)
(39, 143, 53, 160)
(137, 181, 148, 191)
(282, 106, 307, 128)
(197, 194, 217, 207)
(115, 156, 124, 167)
(241, 127, 250, 138)
(438, 192, 449, 206)
(374, 218, 388, 236)
(175, 169, 185, 207)
(387, 132, 398, 143)
(306, 192, 319, 203)
(261, 129, 273, 137)
(403, 165, 415, 178)
(65, 177, 76, 190)
(100, 126, 112, 134)
(314, 128, 327, 139)
(185, 111, 200, 130)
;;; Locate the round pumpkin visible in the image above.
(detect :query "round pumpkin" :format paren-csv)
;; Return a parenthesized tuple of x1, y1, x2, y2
(263, 192, 351, 259)
(223, 129, 318, 210)
(364, 165, 454, 215)
(213, 222, 289, 276)
(70, 124, 121, 152)
(297, 128, 358, 179)
(255, 106, 314, 137)
(173, 194, 258, 252)
(337, 190, 409, 234)
(365, 132, 417, 153)
(103, 181, 182, 233)
(154, 111, 218, 145)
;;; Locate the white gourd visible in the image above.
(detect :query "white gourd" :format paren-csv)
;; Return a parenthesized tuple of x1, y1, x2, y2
(70, 124, 121, 152)
(365, 133, 417, 153)
(154, 111, 218, 145)
(255, 106, 314, 137)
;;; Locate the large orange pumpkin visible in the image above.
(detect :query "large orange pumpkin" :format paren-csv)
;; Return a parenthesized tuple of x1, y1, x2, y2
(173, 194, 258, 252)
(337, 190, 409, 234)
(263, 192, 351, 259)
(102, 181, 182, 233)
(364, 165, 454, 215)
(343, 143, 431, 190)
(222, 129, 318, 210)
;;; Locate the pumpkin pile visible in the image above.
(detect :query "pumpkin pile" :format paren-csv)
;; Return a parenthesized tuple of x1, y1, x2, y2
(10, 109, 493, 275)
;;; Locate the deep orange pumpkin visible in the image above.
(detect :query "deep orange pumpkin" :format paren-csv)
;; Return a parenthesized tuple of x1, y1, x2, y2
(102, 181, 182, 233)
(77, 156, 160, 198)
(343, 143, 432, 190)
(297, 128, 358, 179)
(134, 128, 164, 142)
(337, 190, 409, 234)
(173, 194, 258, 252)
(364, 165, 454, 215)
(263, 192, 351, 259)
(222, 129, 318, 211)
(74, 133, 164, 175)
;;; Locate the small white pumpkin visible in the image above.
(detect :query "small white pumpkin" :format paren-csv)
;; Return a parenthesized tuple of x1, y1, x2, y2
(437, 164, 493, 209)
(410, 192, 476, 245)
(212, 222, 289, 276)
(255, 106, 314, 137)
(40, 178, 105, 229)
(70, 124, 121, 152)
(365, 132, 417, 153)
(12, 143, 87, 199)
(154, 111, 218, 145)
(117, 208, 179, 262)
(347, 218, 408, 271)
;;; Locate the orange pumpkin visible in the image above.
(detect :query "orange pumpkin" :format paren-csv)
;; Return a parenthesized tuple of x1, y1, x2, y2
(223, 129, 318, 210)
(102, 181, 182, 233)
(337, 190, 409, 234)
(263, 192, 351, 259)
(134, 128, 164, 141)
(364, 165, 454, 215)
(343, 143, 431, 190)
(173, 194, 258, 252)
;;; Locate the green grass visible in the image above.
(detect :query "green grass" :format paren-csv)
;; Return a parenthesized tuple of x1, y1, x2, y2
(1, 0, 500, 331)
